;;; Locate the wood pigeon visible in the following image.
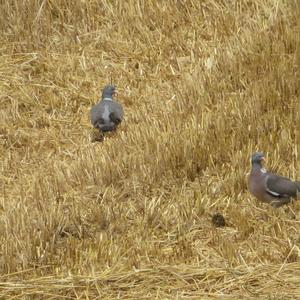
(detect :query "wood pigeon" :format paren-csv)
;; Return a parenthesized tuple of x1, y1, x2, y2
(90, 85, 124, 132)
(248, 152, 300, 207)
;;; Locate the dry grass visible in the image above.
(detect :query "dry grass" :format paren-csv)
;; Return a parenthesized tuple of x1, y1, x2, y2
(0, 0, 300, 298)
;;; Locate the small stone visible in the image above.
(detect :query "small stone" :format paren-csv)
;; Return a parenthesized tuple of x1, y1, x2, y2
(212, 213, 226, 227)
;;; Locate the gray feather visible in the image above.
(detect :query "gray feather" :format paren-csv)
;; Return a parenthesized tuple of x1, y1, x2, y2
(249, 152, 300, 207)
(90, 86, 124, 132)
(265, 174, 300, 198)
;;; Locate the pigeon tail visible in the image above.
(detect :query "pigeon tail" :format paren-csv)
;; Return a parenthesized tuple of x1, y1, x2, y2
(99, 123, 117, 132)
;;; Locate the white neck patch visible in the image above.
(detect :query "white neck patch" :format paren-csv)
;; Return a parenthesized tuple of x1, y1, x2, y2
(260, 168, 267, 173)
(102, 97, 113, 101)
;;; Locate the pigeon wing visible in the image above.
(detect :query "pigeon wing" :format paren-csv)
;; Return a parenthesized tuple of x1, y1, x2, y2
(265, 174, 299, 198)
(108, 101, 124, 124)
(90, 103, 106, 127)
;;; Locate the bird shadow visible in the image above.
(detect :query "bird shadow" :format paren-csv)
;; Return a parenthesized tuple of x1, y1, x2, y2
(90, 130, 118, 143)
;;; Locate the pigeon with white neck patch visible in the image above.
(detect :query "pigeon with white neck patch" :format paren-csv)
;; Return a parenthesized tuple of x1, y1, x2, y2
(248, 152, 300, 207)
(90, 85, 124, 133)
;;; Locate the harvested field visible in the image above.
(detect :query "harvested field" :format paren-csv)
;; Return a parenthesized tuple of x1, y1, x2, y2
(1, 0, 300, 299)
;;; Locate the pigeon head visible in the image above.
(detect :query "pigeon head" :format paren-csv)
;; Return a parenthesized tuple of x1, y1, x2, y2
(102, 85, 116, 100)
(251, 152, 265, 165)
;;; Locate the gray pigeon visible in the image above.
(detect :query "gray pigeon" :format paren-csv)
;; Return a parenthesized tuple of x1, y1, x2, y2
(248, 152, 300, 207)
(90, 85, 124, 132)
